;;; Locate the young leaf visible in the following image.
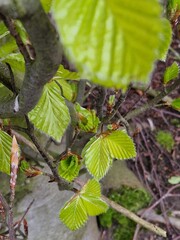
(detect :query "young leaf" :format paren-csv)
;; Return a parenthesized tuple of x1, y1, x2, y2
(54, 79, 73, 101)
(40, 0, 53, 12)
(1, 53, 25, 74)
(82, 130, 136, 179)
(0, 130, 12, 175)
(75, 103, 100, 132)
(60, 195, 88, 231)
(53, 0, 171, 89)
(55, 65, 80, 81)
(80, 179, 108, 216)
(164, 62, 179, 84)
(105, 130, 136, 160)
(0, 83, 13, 102)
(171, 97, 180, 110)
(58, 154, 81, 182)
(28, 81, 70, 142)
(82, 135, 112, 180)
(168, 176, 180, 184)
(60, 179, 108, 230)
(52, 65, 80, 101)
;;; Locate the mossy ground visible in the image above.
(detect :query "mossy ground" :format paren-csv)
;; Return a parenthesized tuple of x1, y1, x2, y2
(99, 187, 151, 240)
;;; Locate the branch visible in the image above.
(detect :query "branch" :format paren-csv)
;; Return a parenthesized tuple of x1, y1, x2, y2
(125, 78, 180, 121)
(102, 195, 167, 238)
(0, 13, 31, 63)
(25, 115, 73, 191)
(0, 191, 15, 239)
(0, 0, 62, 118)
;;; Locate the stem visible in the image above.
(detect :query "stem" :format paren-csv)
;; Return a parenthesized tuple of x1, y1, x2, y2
(125, 78, 180, 121)
(102, 195, 167, 238)
(25, 115, 73, 191)
(0, 13, 31, 63)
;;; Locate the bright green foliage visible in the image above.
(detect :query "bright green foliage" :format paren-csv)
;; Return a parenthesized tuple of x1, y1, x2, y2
(75, 103, 100, 132)
(40, 0, 53, 12)
(167, 0, 180, 19)
(108, 95, 115, 107)
(171, 97, 180, 110)
(52, 65, 80, 101)
(19, 160, 30, 172)
(1, 53, 25, 74)
(0, 84, 13, 102)
(82, 130, 136, 180)
(0, 22, 17, 58)
(59, 179, 108, 230)
(156, 130, 175, 152)
(0, 21, 25, 86)
(168, 176, 180, 184)
(0, 130, 12, 175)
(58, 154, 81, 182)
(164, 62, 179, 84)
(28, 81, 70, 142)
(55, 79, 73, 101)
(55, 65, 80, 81)
(99, 187, 151, 240)
(53, 0, 171, 89)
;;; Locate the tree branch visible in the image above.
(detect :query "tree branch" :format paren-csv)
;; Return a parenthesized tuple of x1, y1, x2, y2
(102, 195, 167, 238)
(25, 115, 73, 191)
(0, 13, 31, 63)
(125, 78, 180, 121)
(0, 0, 63, 118)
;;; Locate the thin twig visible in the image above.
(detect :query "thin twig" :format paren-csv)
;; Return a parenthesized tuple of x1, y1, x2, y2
(15, 199, 35, 230)
(125, 78, 180, 121)
(102, 195, 167, 238)
(24, 115, 73, 191)
(0, 14, 31, 63)
(133, 184, 180, 239)
(96, 86, 107, 120)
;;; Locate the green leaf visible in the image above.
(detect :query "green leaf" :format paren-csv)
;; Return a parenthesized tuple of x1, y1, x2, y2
(82, 130, 136, 179)
(58, 154, 81, 182)
(171, 97, 180, 110)
(164, 62, 179, 84)
(40, 0, 53, 12)
(28, 81, 70, 141)
(53, 0, 171, 89)
(168, 176, 180, 184)
(0, 130, 12, 175)
(60, 179, 108, 230)
(0, 22, 18, 58)
(0, 84, 13, 102)
(52, 65, 80, 101)
(105, 130, 136, 160)
(82, 135, 112, 180)
(81, 179, 108, 216)
(1, 53, 25, 74)
(55, 79, 73, 101)
(15, 20, 29, 44)
(167, 0, 180, 20)
(75, 103, 100, 132)
(55, 65, 80, 81)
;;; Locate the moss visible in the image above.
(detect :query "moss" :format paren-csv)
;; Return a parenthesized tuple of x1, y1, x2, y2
(170, 118, 180, 128)
(156, 130, 174, 152)
(99, 187, 151, 240)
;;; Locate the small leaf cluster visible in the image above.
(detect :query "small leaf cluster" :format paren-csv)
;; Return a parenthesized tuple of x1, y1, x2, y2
(60, 179, 108, 230)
